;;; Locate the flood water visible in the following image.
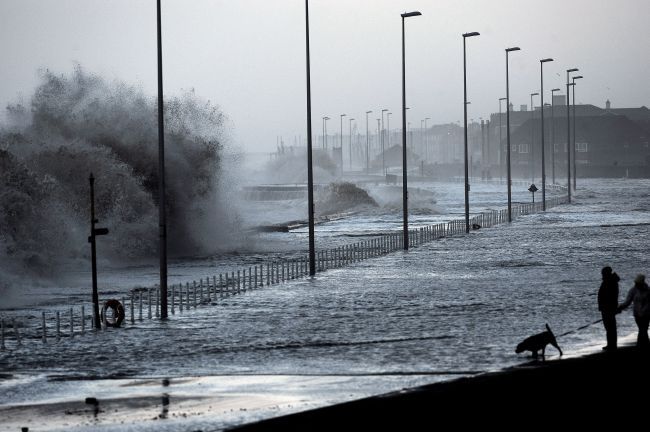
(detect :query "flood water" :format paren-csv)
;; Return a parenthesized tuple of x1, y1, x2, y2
(1, 178, 649, 431)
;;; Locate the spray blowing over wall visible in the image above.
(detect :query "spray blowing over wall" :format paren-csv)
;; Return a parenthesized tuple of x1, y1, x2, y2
(0, 67, 238, 286)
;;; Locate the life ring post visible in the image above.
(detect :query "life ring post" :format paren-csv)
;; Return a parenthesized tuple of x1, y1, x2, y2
(89, 173, 109, 330)
(101, 300, 125, 328)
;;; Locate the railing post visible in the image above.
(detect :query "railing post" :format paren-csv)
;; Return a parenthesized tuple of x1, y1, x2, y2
(131, 293, 135, 323)
(13, 318, 21, 347)
(139, 291, 143, 321)
(42, 312, 47, 344)
(148, 288, 152, 319)
(171, 284, 175, 314)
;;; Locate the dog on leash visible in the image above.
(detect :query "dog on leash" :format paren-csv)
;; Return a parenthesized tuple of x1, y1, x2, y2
(515, 324, 563, 359)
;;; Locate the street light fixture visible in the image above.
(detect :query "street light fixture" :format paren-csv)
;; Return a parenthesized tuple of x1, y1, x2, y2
(530, 92, 539, 183)
(304, 0, 316, 276)
(365, 110, 372, 174)
(505, 46, 521, 222)
(401, 10, 422, 250)
(572, 75, 583, 190)
(539, 58, 553, 210)
(322, 116, 330, 150)
(550, 88, 561, 184)
(376, 118, 381, 171)
(381, 108, 389, 175)
(499, 97, 507, 181)
(566, 67, 579, 202)
(387, 112, 392, 172)
(156, 0, 168, 319)
(463, 31, 480, 234)
(348, 117, 354, 170)
(425, 117, 430, 162)
(421, 119, 425, 160)
(339, 114, 346, 176)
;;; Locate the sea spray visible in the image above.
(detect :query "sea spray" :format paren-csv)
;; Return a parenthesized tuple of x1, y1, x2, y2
(0, 67, 240, 289)
(316, 182, 378, 216)
(258, 148, 337, 185)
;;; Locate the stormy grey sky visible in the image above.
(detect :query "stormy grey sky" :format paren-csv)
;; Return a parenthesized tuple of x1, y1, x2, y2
(0, 0, 648, 152)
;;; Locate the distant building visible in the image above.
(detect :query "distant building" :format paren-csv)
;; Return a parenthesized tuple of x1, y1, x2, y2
(552, 94, 566, 107)
(487, 100, 650, 178)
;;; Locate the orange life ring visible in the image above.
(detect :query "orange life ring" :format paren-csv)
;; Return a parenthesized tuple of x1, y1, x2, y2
(101, 299, 125, 327)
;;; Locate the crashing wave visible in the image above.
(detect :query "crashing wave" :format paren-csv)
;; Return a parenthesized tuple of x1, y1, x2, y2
(0, 66, 237, 286)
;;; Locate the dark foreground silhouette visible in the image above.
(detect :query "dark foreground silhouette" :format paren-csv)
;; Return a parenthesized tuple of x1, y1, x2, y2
(229, 347, 650, 430)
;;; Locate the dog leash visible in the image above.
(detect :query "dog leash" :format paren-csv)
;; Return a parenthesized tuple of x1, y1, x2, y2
(557, 319, 603, 338)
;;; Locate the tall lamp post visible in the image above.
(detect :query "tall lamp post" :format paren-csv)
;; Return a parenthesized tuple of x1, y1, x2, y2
(376, 118, 381, 170)
(420, 119, 427, 160)
(505, 47, 521, 222)
(550, 88, 561, 184)
(463, 31, 480, 233)
(322, 116, 330, 150)
(565, 68, 579, 202)
(529, 92, 539, 183)
(381, 109, 389, 175)
(572, 75, 583, 190)
(305, 0, 315, 276)
(339, 113, 346, 177)
(420, 119, 425, 159)
(425, 117, 430, 162)
(539, 58, 553, 211)
(365, 110, 372, 174)
(499, 97, 507, 181)
(348, 117, 354, 171)
(387, 112, 392, 147)
(156, 0, 168, 319)
(401, 11, 422, 249)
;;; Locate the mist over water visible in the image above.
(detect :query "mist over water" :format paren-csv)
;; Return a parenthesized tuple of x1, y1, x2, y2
(0, 67, 238, 292)
(253, 148, 337, 185)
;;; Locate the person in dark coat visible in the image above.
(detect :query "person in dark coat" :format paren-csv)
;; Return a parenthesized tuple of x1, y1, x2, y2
(598, 266, 620, 350)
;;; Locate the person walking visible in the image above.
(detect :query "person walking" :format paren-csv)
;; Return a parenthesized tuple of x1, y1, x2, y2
(598, 266, 620, 350)
(618, 274, 650, 348)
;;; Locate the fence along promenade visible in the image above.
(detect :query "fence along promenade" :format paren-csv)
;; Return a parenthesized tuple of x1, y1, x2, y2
(0, 194, 568, 350)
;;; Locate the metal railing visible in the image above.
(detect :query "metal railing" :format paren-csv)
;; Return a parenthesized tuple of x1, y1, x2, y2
(0, 194, 568, 350)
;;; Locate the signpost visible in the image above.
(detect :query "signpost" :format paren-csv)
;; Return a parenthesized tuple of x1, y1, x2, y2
(528, 183, 538, 203)
(89, 173, 109, 329)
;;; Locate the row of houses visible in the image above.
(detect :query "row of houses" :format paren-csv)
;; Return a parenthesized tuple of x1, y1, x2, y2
(277, 99, 649, 179)
(417, 99, 650, 178)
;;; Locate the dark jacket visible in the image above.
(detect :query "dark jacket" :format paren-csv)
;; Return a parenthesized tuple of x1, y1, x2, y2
(598, 272, 620, 314)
